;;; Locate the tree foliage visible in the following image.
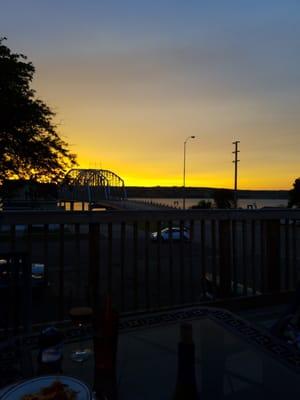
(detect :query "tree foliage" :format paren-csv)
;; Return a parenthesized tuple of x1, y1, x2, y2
(288, 178, 300, 208)
(0, 38, 76, 184)
(213, 189, 234, 208)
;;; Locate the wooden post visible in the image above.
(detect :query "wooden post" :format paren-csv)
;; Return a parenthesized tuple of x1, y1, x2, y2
(265, 220, 281, 294)
(133, 221, 139, 309)
(219, 220, 232, 298)
(22, 253, 32, 333)
(121, 222, 126, 311)
(58, 224, 65, 320)
(89, 223, 100, 311)
(108, 223, 113, 297)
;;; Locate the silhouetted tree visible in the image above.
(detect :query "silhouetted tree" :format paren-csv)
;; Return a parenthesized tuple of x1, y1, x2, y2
(288, 178, 300, 208)
(213, 189, 234, 208)
(0, 38, 76, 185)
(190, 200, 212, 209)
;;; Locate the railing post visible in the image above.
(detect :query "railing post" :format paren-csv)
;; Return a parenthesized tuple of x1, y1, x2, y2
(89, 223, 100, 311)
(22, 253, 32, 333)
(265, 220, 281, 294)
(219, 220, 232, 298)
(58, 224, 65, 320)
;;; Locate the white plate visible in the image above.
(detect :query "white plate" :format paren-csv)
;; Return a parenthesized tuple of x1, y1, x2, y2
(0, 375, 92, 400)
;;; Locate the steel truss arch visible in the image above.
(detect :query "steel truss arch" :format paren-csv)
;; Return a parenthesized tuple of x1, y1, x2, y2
(60, 168, 127, 202)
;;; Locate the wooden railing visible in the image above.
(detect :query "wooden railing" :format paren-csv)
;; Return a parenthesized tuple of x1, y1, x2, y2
(0, 209, 299, 325)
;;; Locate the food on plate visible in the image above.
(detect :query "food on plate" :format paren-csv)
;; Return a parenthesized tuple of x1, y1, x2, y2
(21, 380, 77, 400)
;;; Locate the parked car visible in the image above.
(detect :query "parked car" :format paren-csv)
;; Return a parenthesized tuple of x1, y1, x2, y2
(151, 227, 190, 242)
(0, 259, 46, 288)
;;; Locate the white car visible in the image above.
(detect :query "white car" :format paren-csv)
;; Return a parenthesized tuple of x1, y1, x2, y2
(151, 227, 190, 242)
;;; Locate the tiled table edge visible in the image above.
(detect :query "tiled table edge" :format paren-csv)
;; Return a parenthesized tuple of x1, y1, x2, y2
(118, 307, 300, 373)
(1, 306, 300, 373)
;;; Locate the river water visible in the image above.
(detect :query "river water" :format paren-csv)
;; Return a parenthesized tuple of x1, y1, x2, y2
(129, 198, 288, 209)
(65, 197, 288, 211)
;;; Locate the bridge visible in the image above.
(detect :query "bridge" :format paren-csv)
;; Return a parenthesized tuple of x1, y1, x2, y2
(58, 169, 174, 211)
(58, 168, 127, 209)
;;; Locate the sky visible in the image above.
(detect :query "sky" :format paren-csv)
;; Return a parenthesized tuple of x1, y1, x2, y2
(1, 0, 300, 189)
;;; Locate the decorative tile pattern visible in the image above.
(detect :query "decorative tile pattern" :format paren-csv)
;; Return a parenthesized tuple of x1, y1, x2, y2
(119, 307, 300, 372)
(1, 307, 300, 375)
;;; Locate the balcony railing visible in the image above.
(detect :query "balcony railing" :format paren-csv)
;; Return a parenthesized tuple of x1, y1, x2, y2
(0, 209, 299, 329)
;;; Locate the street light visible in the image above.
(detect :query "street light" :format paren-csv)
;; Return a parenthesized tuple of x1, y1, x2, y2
(183, 135, 196, 209)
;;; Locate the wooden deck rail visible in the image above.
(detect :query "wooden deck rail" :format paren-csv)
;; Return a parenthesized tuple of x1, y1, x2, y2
(0, 209, 299, 325)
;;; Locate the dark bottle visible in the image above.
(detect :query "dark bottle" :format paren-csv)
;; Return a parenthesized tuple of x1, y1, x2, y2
(37, 326, 64, 375)
(173, 323, 198, 400)
(93, 296, 119, 400)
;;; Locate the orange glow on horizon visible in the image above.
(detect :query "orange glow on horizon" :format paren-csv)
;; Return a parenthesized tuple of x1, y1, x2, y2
(77, 158, 293, 190)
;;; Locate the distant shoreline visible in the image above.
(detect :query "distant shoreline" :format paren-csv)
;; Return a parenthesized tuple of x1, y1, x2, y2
(126, 186, 289, 199)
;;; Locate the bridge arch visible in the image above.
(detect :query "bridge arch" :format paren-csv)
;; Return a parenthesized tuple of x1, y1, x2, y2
(59, 169, 127, 203)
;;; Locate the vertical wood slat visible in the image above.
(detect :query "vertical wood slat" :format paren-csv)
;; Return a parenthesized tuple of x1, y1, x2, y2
(189, 219, 194, 302)
(26, 225, 33, 326)
(58, 224, 65, 320)
(211, 220, 217, 297)
(265, 220, 281, 294)
(133, 221, 138, 310)
(121, 222, 126, 311)
(168, 220, 174, 305)
(74, 224, 80, 301)
(251, 220, 256, 295)
(242, 220, 247, 296)
(200, 219, 206, 284)
(108, 222, 113, 296)
(260, 221, 265, 294)
(43, 224, 49, 292)
(292, 221, 297, 289)
(231, 220, 237, 296)
(22, 253, 32, 333)
(10, 224, 16, 253)
(179, 220, 185, 303)
(11, 254, 20, 334)
(284, 220, 290, 291)
(27, 224, 32, 263)
(144, 221, 150, 309)
(89, 223, 100, 312)
(219, 220, 232, 298)
(156, 220, 161, 307)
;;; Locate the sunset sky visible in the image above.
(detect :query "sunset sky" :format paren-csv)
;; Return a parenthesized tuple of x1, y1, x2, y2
(2, 1, 300, 189)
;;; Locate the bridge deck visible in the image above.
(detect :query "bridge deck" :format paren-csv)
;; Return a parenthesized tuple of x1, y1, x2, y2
(90, 199, 175, 211)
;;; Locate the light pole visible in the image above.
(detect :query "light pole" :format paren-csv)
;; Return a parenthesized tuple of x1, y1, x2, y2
(232, 140, 240, 209)
(183, 135, 195, 209)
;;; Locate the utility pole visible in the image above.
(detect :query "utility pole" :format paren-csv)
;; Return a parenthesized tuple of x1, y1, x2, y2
(232, 141, 240, 209)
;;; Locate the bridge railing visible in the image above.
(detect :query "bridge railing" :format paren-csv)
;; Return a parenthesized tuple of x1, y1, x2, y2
(0, 209, 299, 326)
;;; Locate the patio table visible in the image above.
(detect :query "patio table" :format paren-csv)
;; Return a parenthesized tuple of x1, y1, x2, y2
(114, 306, 300, 399)
(2, 306, 300, 399)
